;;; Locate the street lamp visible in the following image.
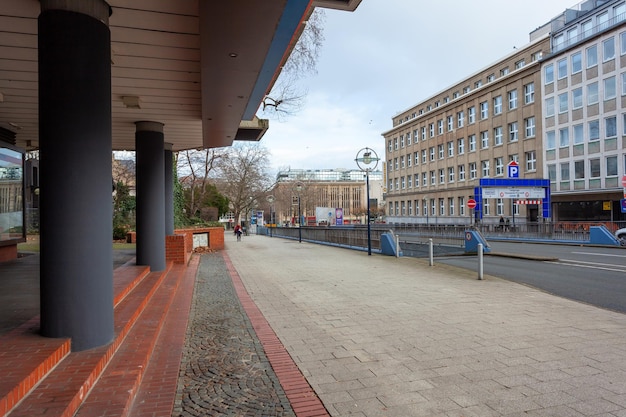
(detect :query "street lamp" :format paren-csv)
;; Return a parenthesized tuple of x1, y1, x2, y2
(266, 195, 275, 237)
(355, 147, 380, 256)
(294, 182, 303, 243)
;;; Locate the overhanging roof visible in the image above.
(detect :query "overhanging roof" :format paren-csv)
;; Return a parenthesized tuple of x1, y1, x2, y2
(0, 0, 361, 152)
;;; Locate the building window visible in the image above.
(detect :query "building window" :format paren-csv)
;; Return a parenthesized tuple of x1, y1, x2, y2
(439, 199, 445, 216)
(481, 160, 490, 177)
(430, 171, 436, 185)
(500, 67, 509, 76)
(496, 198, 504, 215)
(414, 151, 419, 166)
(558, 92, 568, 114)
(438, 144, 444, 159)
(480, 131, 489, 149)
(572, 51, 582, 74)
(524, 83, 534, 104)
(557, 58, 568, 79)
(606, 116, 617, 138)
(447, 116, 454, 131)
(401, 155, 405, 168)
(603, 37, 615, 62)
(525, 151, 536, 171)
(429, 123, 434, 137)
(574, 160, 585, 179)
(401, 176, 406, 189)
(447, 141, 454, 157)
(475, 80, 483, 89)
(494, 126, 503, 145)
(438, 119, 444, 134)
(439, 169, 445, 184)
(588, 82, 599, 105)
(487, 74, 495, 83)
(508, 90, 518, 110)
(458, 165, 465, 181)
(548, 164, 556, 183)
(559, 127, 569, 147)
(587, 44, 598, 68)
(546, 130, 556, 150)
(561, 162, 570, 181)
(572, 87, 583, 109)
(457, 111, 464, 128)
(421, 126, 426, 140)
(545, 97, 555, 117)
(388, 140, 392, 152)
(468, 106, 476, 124)
(400, 135, 405, 148)
(448, 167, 455, 183)
(429, 147, 435, 161)
(469, 134, 476, 152)
(408, 200, 413, 215)
(394, 138, 398, 150)
(589, 158, 601, 178)
(573, 124, 584, 144)
(458, 138, 465, 154)
(409, 131, 414, 145)
(604, 76, 617, 100)
(495, 157, 504, 176)
(480, 101, 489, 119)
(607, 155, 618, 177)
(622, 31, 626, 55)
(414, 174, 419, 188)
(525, 117, 535, 138)
(422, 149, 427, 163)
(394, 157, 398, 169)
(469, 162, 477, 179)
(448, 198, 455, 216)
(515, 59, 525, 69)
(459, 196, 466, 216)
(544, 64, 554, 84)
(493, 96, 502, 115)
(509, 122, 518, 142)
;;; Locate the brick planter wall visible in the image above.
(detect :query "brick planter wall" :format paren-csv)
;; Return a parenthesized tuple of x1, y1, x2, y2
(165, 227, 225, 264)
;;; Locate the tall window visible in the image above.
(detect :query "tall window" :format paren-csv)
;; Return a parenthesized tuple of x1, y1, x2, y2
(448, 198, 455, 216)
(545, 65, 554, 84)
(448, 167, 455, 183)
(559, 127, 569, 147)
(525, 117, 535, 138)
(468, 106, 476, 124)
(557, 58, 568, 79)
(495, 157, 504, 176)
(545, 97, 555, 117)
(525, 151, 536, 171)
(458, 138, 465, 154)
(469, 134, 476, 151)
(524, 83, 534, 104)
(546, 130, 556, 150)
(572, 51, 582, 73)
(457, 111, 465, 128)
(493, 96, 502, 115)
(438, 119, 444, 134)
(573, 124, 584, 144)
(572, 87, 583, 109)
(447, 116, 454, 131)
(561, 162, 570, 181)
(558, 92, 568, 113)
(587, 82, 599, 104)
(496, 198, 504, 215)
(606, 116, 617, 138)
(439, 169, 445, 184)
(607, 155, 618, 177)
(587, 44, 598, 68)
(604, 76, 617, 100)
(603, 37, 615, 62)
(481, 160, 490, 177)
(589, 158, 601, 178)
(508, 90, 518, 110)
(469, 162, 477, 179)
(438, 144, 444, 159)
(480, 101, 489, 119)
(509, 122, 518, 142)
(458, 165, 465, 181)
(429, 147, 435, 161)
(494, 126, 503, 145)
(447, 141, 454, 157)
(480, 131, 489, 149)
(575, 160, 585, 179)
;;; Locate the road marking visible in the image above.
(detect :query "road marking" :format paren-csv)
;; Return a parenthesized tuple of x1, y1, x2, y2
(547, 260, 626, 273)
(571, 251, 626, 258)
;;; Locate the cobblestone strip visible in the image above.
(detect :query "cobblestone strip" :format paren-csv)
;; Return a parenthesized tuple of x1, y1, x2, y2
(173, 252, 295, 417)
(223, 252, 331, 417)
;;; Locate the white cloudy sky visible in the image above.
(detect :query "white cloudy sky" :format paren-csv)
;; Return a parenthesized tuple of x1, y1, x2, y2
(258, 0, 578, 174)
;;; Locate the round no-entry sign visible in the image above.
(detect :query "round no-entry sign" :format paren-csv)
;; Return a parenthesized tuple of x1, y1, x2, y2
(467, 199, 477, 209)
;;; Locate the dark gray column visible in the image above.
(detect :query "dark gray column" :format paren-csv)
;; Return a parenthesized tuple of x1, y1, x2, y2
(164, 143, 175, 236)
(38, 0, 114, 351)
(135, 122, 166, 271)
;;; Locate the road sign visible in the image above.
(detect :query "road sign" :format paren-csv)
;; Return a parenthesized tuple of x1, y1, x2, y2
(507, 161, 519, 178)
(622, 175, 626, 187)
(467, 199, 477, 209)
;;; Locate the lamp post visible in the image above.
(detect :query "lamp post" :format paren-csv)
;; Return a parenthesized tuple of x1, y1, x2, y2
(355, 147, 380, 256)
(294, 182, 303, 243)
(266, 195, 275, 237)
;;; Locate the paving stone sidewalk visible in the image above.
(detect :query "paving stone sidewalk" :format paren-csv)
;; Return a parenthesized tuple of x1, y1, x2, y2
(225, 235, 626, 417)
(173, 252, 295, 417)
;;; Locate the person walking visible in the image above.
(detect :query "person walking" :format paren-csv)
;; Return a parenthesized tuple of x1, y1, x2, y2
(234, 224, 242, 241)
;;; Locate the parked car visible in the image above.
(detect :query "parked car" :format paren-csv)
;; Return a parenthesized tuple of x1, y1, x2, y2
(616, 228, 626, 246)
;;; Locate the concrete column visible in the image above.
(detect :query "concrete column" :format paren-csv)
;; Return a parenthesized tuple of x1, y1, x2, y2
(164, 143, 174, 236)
(38, 0, 114, 351)
(135, 121, 166, 271)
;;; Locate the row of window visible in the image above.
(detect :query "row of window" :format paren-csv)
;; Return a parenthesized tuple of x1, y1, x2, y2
(387, 152, 536, 192)
(544, 73, 626, 116)
(545, 32, 626, 84)
(547, 155, 621, 181)
(388, 84, 535, 152)
(387, 197, 520, 217)
(388, 120, 535, 172)
(545, 114, 624, 149)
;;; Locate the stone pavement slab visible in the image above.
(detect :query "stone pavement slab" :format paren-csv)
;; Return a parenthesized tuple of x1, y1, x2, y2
(225, 235, 626, 417)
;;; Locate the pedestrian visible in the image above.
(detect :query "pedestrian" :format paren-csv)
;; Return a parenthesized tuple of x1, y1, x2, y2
(234, 224, 242, 241)
(499, 216, 505, 231)
(505, 217, 510, 231)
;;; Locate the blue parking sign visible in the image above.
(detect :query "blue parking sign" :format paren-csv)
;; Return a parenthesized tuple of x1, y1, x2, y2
(621, 199, 626, 213)
(507, 161, 519, 178)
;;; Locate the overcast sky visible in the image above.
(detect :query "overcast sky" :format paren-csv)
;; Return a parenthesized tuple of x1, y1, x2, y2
(258, 0, 578, 174)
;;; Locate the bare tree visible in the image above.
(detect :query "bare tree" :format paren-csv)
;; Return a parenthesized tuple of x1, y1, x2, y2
(260, 9, 325, 119)
(176, 148, 226, 217)
(213, 143, 273, 224)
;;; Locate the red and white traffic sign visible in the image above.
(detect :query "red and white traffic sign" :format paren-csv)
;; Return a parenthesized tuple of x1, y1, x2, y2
(622, 175, 626, 187)
(467, 199, 477, 209)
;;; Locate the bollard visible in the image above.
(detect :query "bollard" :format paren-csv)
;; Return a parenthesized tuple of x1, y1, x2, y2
(395, 235, 400, 258)
(477, 243, 484, 280)
(429, 238, 434, 266)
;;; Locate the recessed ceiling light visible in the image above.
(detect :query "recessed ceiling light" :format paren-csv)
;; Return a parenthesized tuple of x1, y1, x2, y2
(229, 52, 238, 58)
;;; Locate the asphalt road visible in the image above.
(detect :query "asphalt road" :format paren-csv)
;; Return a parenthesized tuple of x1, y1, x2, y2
(436, 241, 626, 314)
